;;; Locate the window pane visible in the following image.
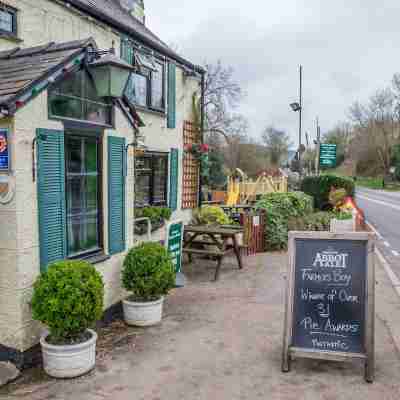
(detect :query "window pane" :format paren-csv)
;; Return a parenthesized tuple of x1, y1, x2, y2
(85, 139, 97, 173)
(49, 93, 84, 120)
(0, 10, 13, 33)
(135, 174, 151, 206)
(49, 69, 112, 125)
(66, 136, 100, 256)
(151, 63, 164, 109)
(67, 136, 83, 174)
(153, 155, 167, 204)
(85, 101, 112, 125)
(126, 73, 147, 107)
(54, 69, 83, 98)
(135, 156, 151, 206)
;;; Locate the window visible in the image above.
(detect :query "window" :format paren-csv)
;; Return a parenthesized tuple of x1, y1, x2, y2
(125, 56, 165, 111)
(135, 153, 168, 207)
(66, 135, 102, 257)
(0, 4, 17, 36)
(49, 68, 112, 126)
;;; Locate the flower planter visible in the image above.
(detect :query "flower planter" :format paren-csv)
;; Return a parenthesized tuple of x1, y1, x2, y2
(134, 219, 165, 236)
(330, 217, 355, 233)
(40, 329, 97, 378)
(123, 297, 164, 327)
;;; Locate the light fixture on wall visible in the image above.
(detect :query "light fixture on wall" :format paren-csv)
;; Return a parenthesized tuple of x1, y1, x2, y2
(88, 48, 135, 99)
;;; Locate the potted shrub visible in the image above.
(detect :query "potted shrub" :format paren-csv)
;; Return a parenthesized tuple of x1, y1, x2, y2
(330, 211, 355, 232)
(122, 242, 175, 326)
(31, 260, 104, 378)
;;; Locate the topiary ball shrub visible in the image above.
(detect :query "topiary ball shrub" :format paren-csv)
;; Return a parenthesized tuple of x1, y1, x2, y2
(192, 206, 233, 226)
(122, 242, 175, 302)
(31, 260, 104, 345)
(300, 175, 355, 210)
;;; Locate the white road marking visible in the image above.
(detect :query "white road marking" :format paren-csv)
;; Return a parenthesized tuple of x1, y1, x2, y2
(366, 220, 382, 239)
(357, 194, 400, 212)
(392, 250, 400, 257)
(367, 222, 400, 297)
(384, 241, 391, 248)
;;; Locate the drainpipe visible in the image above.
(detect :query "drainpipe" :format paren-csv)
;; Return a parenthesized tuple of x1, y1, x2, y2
(198, 70, 206, 208)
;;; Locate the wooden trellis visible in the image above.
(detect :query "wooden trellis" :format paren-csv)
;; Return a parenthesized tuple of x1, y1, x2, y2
(182, 121, 200, 209)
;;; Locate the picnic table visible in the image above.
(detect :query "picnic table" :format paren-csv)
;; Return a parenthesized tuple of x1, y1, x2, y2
(183, 225, 244, 281)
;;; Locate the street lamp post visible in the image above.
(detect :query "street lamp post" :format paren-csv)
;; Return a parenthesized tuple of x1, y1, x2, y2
(290, 65, 303, 174)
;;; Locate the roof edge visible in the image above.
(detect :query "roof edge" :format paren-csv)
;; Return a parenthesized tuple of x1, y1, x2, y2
(60, 0, 205, 74)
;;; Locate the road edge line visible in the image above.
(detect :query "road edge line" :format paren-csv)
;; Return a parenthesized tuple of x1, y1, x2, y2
(366, 221, 400, 295)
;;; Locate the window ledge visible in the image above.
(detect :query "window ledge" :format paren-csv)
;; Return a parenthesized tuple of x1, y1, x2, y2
(0, 32, 22, 43)
(135, 105, 166, 118)
(83, 253, 111, 265)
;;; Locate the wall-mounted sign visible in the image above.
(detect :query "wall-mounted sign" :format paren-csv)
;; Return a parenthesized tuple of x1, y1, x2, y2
(282, 231, 375, 383)
(0, 129, 9, 171)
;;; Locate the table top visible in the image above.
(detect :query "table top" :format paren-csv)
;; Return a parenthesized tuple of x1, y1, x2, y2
(184, 225, 243, 235)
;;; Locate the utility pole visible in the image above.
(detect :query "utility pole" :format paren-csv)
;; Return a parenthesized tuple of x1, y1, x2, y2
(315, 117, 321, 176)
(298, 65, 303, 174)
(305, 131, 312, 175)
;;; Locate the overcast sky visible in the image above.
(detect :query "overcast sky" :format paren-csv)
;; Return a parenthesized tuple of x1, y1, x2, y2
(146, 0, 400, 146)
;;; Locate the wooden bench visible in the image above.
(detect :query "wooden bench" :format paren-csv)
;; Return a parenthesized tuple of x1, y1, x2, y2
(183, 225, 244, 281)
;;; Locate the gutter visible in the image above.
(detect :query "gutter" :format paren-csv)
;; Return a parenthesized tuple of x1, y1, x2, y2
(62, 0, 205, 74)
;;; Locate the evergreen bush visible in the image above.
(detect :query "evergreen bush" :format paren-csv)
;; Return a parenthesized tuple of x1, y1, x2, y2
(122, 242, 175, 302)
(300, 175, 355, 210)
(31, 260, 104, 344)
(192, 206, 233, 226)
(255, 192, 314, 250)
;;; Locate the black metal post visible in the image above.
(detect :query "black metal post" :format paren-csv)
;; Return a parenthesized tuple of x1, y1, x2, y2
(298, 65, 303, 174)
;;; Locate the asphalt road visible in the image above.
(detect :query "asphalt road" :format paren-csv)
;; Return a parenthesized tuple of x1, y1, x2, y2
(356, 187, 400, 269)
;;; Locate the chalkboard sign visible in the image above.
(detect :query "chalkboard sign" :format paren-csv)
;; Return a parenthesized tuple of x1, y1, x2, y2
(282, 232, 375, 383)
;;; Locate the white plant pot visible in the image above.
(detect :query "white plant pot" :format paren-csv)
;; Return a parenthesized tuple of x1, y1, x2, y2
(330, 217, 355, 233)
(40, 329, 97, 378)
(123, 297, 164, 327)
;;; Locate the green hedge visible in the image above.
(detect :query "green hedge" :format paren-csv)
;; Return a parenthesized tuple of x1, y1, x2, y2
(255, 192, 314, 250)
(288, 211, 336, 232)
(300, 175, 355, 210)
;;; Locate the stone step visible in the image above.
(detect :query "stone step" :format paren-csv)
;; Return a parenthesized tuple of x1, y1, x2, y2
(0, 362, 20, 387)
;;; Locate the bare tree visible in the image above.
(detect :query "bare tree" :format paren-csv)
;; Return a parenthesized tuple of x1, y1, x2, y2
(349, 86, 398, 174)
(261, 126, 291, 166)
(193, 60, 246, 146)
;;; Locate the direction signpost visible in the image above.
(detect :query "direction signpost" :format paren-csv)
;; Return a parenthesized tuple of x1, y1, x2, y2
(319, 143, 337, 168)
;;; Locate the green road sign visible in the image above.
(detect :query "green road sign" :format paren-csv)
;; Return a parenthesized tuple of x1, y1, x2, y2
(319, 143, 337, 168)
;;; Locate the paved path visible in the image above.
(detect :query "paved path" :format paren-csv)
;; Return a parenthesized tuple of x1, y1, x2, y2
(356, 187, 400, 271)
(3, 253, 400, 400)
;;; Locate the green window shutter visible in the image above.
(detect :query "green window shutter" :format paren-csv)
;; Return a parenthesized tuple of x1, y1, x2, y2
(120, 38, 134, 64)
(169, 148, 179, 211)
(36, 129, 66, 271)
(108, 136, 126, 255)
(167, 62, 176, 129)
